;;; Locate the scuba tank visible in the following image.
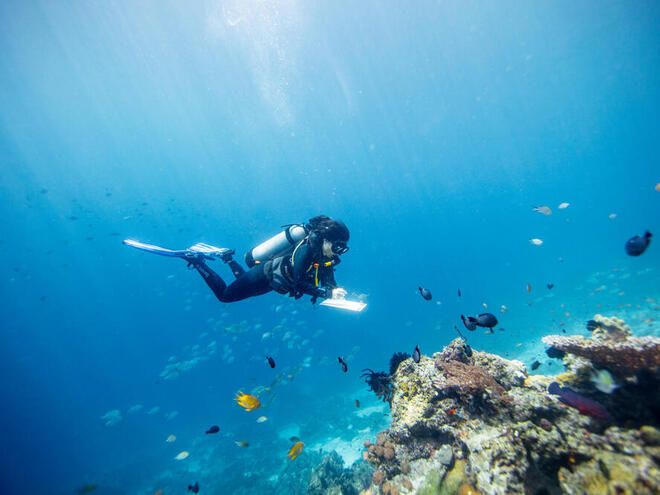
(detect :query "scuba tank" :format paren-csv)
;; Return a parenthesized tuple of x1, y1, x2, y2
(245, 224, 309, 268)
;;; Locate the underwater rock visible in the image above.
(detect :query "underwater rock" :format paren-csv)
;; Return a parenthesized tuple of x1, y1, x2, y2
(362, 334, 660, 495)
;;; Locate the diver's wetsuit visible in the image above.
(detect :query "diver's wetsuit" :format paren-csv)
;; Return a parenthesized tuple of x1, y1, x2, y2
(190, 236, 339, 303)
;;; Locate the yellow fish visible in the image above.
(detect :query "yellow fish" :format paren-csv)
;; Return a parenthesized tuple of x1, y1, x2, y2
(174, 451, 189, 460)
(234, 391, 260, 411)
(165, 434, 176, 442)
(287, 441, 304, 461)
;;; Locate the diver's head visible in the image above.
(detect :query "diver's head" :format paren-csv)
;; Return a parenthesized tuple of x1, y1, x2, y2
(308, 215, 350, 255)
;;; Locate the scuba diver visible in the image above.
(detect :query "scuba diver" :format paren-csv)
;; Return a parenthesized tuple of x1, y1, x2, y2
(124, 215, 351, 305)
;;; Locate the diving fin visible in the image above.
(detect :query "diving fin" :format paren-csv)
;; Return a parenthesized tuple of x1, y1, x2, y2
(123, 239, 232, 261)
(320, 298, 367, 312)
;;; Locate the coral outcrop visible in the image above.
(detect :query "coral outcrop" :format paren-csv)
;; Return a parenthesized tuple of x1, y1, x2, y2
(307, 451, 373, 495)
(542, 315, 660, 375)
(361, 338, 660, 495)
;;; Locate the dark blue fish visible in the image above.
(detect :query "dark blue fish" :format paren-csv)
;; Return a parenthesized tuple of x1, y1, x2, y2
(476, 313, 498, 328)
(266, 356, 276, 368)
(546, 346, 565, 359)
(547, 283, 554, 290)
(205, 425, 219, 434)
(412, 345, 421, 363)
(531, 360, 540, 370)
(586, 320, 599, 332)
(625, 231, 651, 256)
(548, 382, 612, 422)
(461, 314, 478, 331)
(457, 288, 461, 297)
(338, 356, 348, 372)
(188, 482, 200, 493)
(463, 343, 473, 357)
(418, 287, 432, 301)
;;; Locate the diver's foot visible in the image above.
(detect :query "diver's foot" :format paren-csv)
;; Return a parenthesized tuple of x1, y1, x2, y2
(183, 252, 205, 268)
(219, 249, 235, 263)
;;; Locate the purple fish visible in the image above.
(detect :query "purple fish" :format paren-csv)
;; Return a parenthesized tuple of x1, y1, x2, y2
(548, 382, 612, 422)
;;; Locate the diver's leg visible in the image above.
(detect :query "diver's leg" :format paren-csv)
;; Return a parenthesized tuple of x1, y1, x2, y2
(190, 261, 233, 302)
(222, 263, 273, 302)
(216, 249, 246, 279)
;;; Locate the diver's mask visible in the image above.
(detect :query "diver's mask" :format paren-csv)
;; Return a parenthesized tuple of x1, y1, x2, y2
(332, 241, 349, 256)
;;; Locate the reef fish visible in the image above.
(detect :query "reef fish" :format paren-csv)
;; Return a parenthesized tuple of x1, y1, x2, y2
(533, 206, 552, 215)
(287, 441, 305, 461)
(166, 434, 176, 442)
(289, 436, 301, 443)
(412, 345, 421, 363)
(461, 314, 478, 331)
(526, 284, 531, 292)
(338, 356, 348, 372)
(418, 287, 432, 301)
(235, 441, 249, 448)
(586, 320, 600, 332)
(188, 482, 199, 493)
(531, 360, 540, 371)
(591, 369, 618, 394)
(355, 399, 360, 408)
(205, 425, 219, 434)
(547, 283, 554, 290)
(477, 313, 498, 328)
(458, 288, 461, 297)
(558, 202, 570, 209)
(76, 485, 98, 494)
(548, 382, 612, 422)
(625, 231, 652, 256)
(234, 391, 260, 411)
(266, 356, 276, 368)
(529, 238, 544, 246)
(174, 451, 189, 460)
(546, 347, 565, 359)
(256, 416, 268, 423)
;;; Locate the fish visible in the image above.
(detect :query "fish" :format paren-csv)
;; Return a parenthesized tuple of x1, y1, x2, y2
(338, 356, 348, 372)
(154, 490, 163, 495)
(591, 369, 618, 394)
(287, 441, 305, 461)
(545, 346, 565, 359)
(461, 314, 478, 331)
(174, 451, 190, 460)
(463, 343, 473, 357)
(547, 283, 554, 290)
(418, 287, 432, 301)
(256, 416, 268, 423)
(355, 399, 361, 408)
(526, 284, 531, 292)
(235, 441, 250, 448)
(412, 345, 421, 363)
(558, 202, 570, 209)
(532, 206, 552, 215)
(266, 356, 276, 368)
(625, 231, 652, 256)
(656, 183, 660, 192)
(289, 436, 301, 443)
(548, 382, 612, 422)
(476, 313, 498, 328)
(608, 213, 617, 219)
(529, 238, 543, 246)
(76, 485, 98, 494)
(234, 391, 261, 411)
(458, 288, 461, 297)
(166, 434, 176, 442)
(205, 425, 220, 434)
(188, 482, 199, 493)
(586, 320, 600, 332)
(531, 360, 540, 371)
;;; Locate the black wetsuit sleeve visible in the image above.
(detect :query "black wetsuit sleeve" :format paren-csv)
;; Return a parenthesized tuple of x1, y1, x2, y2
(320, 262, 338, 289)
(291, 243, 326, 297)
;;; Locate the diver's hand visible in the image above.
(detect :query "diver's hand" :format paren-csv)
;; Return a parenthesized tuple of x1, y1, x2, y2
(330, 288, 347, 299)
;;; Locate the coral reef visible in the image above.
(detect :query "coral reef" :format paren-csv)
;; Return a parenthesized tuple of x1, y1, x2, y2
(360, 337, 660, 495)
(307, 451, 373, 495)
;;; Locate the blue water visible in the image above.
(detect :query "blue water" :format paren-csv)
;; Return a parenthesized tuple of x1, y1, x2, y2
(1, 1, 659, 493)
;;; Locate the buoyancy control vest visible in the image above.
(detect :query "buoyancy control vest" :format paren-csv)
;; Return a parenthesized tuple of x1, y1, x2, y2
(244, 224, 309, 268)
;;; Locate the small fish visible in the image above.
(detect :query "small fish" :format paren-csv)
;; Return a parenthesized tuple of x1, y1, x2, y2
(526, 284, 531, 292)
(355, 399, 361, 408)
(235, 441, 249, 448)
(289, 436, 301, 443)
(457, 288, 462, 297)
(531, 360, 540, 371)
(529, 238, 543, 246)
(338, 356, 348, 372)
(205, 425, 220, 434)
(463, 343, 473, 357)
(256, 416, 268, 423)
(234, 391, 260, 411)
(547, 283, 554, 290)
(548, 382, 612, 422)
(608, 213, 617, 219)
(586, 320, 600, 331)
(76, 485, 98, 494)
(418, 287, 432, 301)
(477, 313, 498, 328)
(532, 206, 552, 215)
(591, 369, 618, 394)
(188, 482, 199, 493)
(558, 202, 570, 209)
(166, 434, 176, 442)
(266, 356, 276, 368)
(412, 345, 421, 363)
(154, 490, 163, 495)
(546, 346, 565, 359)
(625, 231, 652, 256)
(174, 451, 189, 460)
(287, 441, 305, 461)
(461, 314, 478, 331)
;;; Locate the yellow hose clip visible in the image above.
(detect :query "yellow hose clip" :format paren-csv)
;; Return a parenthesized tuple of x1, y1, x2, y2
(313, 263, 319, 286)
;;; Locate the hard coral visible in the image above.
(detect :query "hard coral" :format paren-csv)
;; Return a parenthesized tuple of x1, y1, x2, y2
(592, 314, 631, 342)
(541, 334, 660, 375)
(433, 359, 506, 399)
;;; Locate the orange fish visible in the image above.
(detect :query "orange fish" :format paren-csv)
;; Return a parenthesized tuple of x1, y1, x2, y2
(446, 408, 456, 416)
(287, 441, 305, 461)
(154, 490, 163, 495)
(234, 391, 260, 411)
(526, 284, 531, 293)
